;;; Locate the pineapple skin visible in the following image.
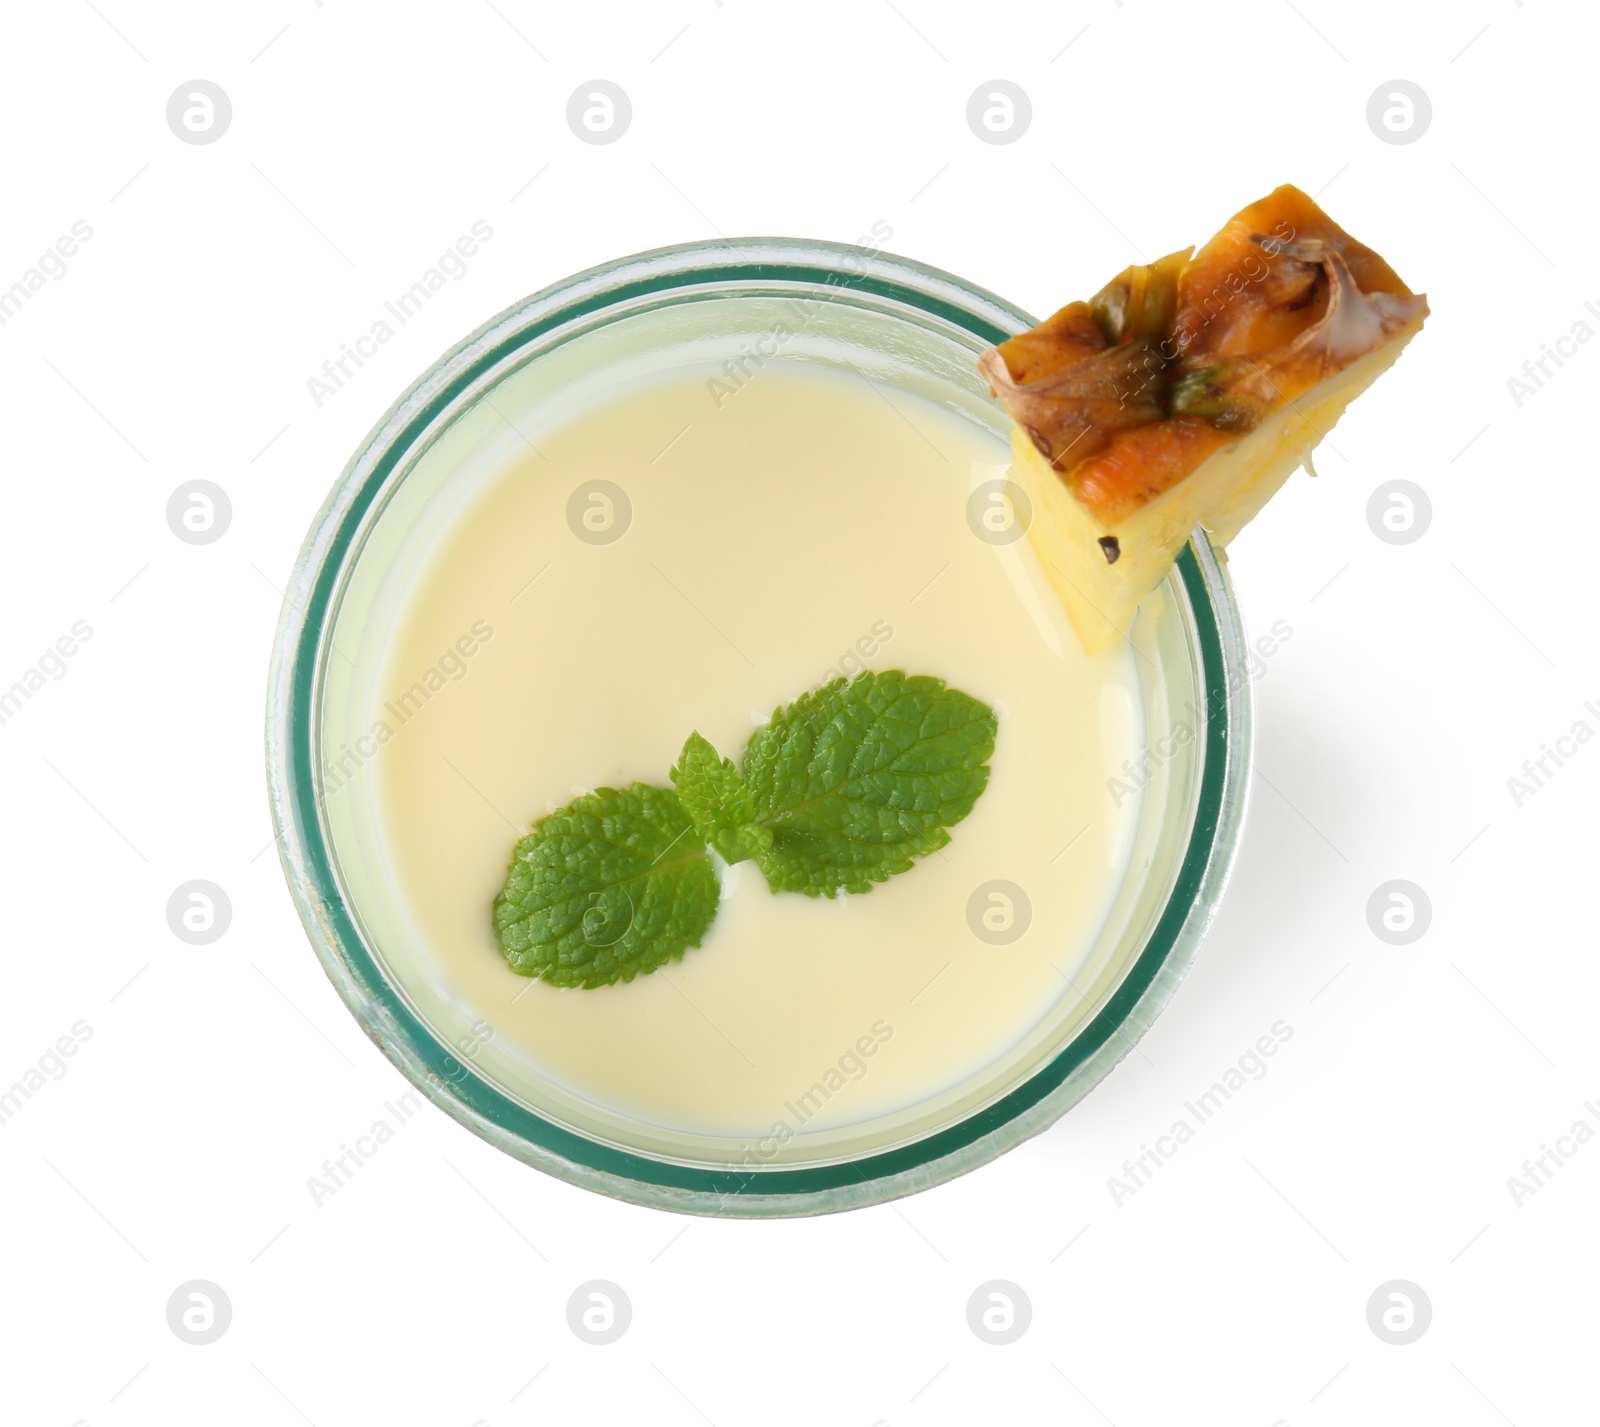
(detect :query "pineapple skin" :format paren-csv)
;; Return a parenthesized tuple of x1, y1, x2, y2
(1011, 317, 1427, 655)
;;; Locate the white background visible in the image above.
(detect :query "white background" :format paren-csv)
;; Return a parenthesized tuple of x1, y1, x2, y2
(2, 1, 1595, 1423)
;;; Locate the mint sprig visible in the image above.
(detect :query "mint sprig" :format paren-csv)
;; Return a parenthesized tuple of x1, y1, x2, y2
(495, 671, 996, 988)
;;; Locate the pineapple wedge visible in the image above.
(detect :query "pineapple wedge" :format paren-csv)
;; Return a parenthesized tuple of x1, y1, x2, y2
(980, 185, 1428, 654)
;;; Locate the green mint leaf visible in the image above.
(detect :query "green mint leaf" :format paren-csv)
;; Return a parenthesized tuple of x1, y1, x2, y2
(493, 783, 719, 988)
(671, 731, 774, 866)
(742, 670, 997, 898)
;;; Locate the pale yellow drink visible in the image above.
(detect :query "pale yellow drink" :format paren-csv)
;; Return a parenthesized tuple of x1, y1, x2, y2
(359, 362, 1142, 1156)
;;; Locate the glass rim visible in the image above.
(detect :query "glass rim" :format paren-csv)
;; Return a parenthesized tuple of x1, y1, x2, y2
(264, 236, 1255, 1218)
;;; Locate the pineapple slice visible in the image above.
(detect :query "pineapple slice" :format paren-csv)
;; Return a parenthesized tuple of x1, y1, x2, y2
(980, 185, 1428, 654)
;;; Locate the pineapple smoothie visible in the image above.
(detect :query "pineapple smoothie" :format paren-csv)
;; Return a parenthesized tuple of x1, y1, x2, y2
(349, 360, 1145, 1157)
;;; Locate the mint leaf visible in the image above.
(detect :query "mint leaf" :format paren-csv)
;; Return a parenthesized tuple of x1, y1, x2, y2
(742, 670, 997, 897)
(493, 783, 719, 988)
(671, 731, 774, 865)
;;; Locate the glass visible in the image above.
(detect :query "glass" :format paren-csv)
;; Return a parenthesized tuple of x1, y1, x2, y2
(265, 237, 1253, 1216)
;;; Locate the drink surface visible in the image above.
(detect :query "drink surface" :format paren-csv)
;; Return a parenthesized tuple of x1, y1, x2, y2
(370, 361, 1142, 1141)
